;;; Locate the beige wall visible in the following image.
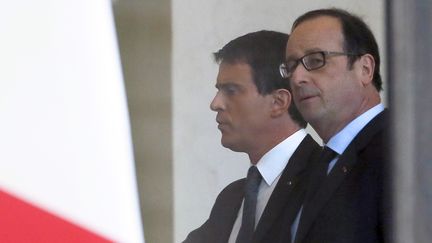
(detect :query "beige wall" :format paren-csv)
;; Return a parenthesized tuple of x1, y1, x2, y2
(113, 1, 173, 243)
(114, 1, 385, 242)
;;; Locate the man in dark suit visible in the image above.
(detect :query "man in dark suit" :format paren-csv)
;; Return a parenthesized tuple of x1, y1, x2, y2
(183, 31, 320, 243)
(279, 8, 390, 243)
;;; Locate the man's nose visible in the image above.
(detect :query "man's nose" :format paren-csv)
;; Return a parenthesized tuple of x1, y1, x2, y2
(290, 62, 310, 87)
(210, 92, 224, 111)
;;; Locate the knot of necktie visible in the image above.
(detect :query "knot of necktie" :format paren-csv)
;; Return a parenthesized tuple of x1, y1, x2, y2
(320, 146, 337, 165)
(246, 166, 262, 188)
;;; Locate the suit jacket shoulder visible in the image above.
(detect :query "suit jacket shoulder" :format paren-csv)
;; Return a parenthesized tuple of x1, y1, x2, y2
(295, 110, 389, 243)
(182, 179, 245, 243)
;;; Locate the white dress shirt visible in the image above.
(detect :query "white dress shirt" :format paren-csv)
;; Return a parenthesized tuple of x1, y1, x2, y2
(228, 129, 307, 243)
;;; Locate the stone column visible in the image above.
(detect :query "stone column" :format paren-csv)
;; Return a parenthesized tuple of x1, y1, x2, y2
(387, 0, 432, 242)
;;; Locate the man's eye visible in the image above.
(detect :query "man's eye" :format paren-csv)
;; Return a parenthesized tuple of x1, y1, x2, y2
(222, 86, 238, 95)
(311, 57, 324, 64)
(304, 53, 325, 68)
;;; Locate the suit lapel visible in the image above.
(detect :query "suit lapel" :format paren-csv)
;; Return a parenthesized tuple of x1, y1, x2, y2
(253, 135, 319, 243)
(294, 110, 387, 243)
(294, 145, 358, 243)
(216, 181, 245, 243)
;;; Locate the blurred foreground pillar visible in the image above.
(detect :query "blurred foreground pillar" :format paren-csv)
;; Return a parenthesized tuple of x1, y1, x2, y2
(387, 0, 432, 242)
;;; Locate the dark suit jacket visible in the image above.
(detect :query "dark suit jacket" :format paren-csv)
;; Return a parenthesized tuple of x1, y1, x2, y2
(183, 134, 320, 243)
(291, 110, 390, 243)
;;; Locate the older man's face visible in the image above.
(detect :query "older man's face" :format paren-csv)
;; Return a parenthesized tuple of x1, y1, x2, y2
(286, 16, 367, 137)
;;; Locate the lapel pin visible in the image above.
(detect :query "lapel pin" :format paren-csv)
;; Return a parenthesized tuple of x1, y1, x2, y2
(287, 181, 292, 186)
(342, 166, 348, 173)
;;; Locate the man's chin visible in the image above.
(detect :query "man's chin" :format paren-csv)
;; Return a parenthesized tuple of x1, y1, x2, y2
(221, 139, 243, 152)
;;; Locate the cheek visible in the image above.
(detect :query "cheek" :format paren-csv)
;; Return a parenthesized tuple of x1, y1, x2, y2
(340, 71, 364, 92)
(318, 70, 355, 92)
(234, 102, 265, 124)
(326, 77, 363, 107)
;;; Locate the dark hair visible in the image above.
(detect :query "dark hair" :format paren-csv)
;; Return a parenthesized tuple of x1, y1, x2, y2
(213, 30, 306, 127)
(292, 8, 382, 91)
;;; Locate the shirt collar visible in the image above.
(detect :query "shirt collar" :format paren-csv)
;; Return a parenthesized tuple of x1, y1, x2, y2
(255, 129, 307, 186)
(326, 103, 385, 155)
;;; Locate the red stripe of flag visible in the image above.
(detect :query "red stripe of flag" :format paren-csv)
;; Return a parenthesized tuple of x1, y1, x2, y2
(0, 188, 113, 243)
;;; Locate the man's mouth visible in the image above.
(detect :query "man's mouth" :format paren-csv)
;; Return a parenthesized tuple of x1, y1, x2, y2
(300, 94, 317, 102)
(296, 88, 319, 103)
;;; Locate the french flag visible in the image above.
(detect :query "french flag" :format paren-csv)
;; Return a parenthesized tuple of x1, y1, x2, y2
(0, 1, 145, 242)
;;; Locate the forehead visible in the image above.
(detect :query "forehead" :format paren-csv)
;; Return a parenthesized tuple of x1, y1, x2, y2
(286, 16, 344, 57)
(216, 61, 254, 84)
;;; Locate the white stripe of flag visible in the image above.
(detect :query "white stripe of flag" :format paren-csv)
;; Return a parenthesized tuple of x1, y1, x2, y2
(0, 1, 145, 242)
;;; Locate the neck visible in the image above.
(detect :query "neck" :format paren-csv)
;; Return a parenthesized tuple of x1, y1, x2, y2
(314, 96, 381, 143)
(248, 122, 301, 164)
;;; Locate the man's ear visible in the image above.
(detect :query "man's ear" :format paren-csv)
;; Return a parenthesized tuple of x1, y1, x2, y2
(270, 89, 291, 118)
(358, 53, 375, 86)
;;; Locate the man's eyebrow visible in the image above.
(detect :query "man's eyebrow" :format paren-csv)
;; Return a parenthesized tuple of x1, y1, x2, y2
(286, 48, 323, 60)
(215, 82, 240, 89)
(304, 48, 324, 54)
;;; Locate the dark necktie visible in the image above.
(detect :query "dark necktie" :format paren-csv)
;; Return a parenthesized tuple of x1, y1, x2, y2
(291, 146, 337, 242)
(236, 166, 262, 243)
(318, 146, 337, 176)
(304, 146, 337, 204)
